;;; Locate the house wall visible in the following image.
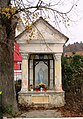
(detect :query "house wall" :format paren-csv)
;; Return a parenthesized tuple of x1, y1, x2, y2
(64, 51, 83, 57)
(14, 42, 22, 80)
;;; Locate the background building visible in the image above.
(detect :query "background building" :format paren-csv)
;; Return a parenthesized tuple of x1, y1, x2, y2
(14, 42, 22, 81)
(63, 42, 83, 57)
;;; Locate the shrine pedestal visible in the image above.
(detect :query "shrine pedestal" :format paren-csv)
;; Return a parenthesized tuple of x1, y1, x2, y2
(18, 91, 65, 108)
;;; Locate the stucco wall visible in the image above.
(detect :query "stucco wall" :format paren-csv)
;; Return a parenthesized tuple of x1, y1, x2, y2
(18, 91, 65, 108)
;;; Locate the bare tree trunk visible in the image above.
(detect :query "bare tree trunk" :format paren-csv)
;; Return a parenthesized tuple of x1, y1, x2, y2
(0, 15, 18, 113)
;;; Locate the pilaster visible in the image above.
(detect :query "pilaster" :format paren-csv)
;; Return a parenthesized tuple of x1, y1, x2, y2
(21, 53, 29, 92)
(54, 53, 63, 92)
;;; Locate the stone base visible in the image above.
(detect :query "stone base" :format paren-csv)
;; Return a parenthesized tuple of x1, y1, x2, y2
(18, 90, 65, 108)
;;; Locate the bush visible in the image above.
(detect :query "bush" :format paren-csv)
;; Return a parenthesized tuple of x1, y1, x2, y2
(15, 79, 22, 102)
(62, 55, 83, 93)
(61, 55, 83, 115)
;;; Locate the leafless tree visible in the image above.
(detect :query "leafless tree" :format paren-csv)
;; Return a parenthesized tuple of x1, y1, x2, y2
(12, 0, 79, 29)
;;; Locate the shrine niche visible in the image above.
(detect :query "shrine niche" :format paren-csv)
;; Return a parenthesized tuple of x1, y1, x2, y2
(16, 17, 69, 107)
(28, 54, 54, 91)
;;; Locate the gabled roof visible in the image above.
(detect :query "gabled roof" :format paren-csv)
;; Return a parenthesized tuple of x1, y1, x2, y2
(34, 17, 69, 40)
(15, 17, 69, 42)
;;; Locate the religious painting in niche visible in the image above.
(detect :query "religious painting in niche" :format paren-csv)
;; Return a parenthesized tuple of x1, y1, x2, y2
(38, 68, 44, 84)
(35, 61, 48, 87)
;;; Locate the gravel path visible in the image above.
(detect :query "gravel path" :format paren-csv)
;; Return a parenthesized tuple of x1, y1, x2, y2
(20, 109, 62, 118)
